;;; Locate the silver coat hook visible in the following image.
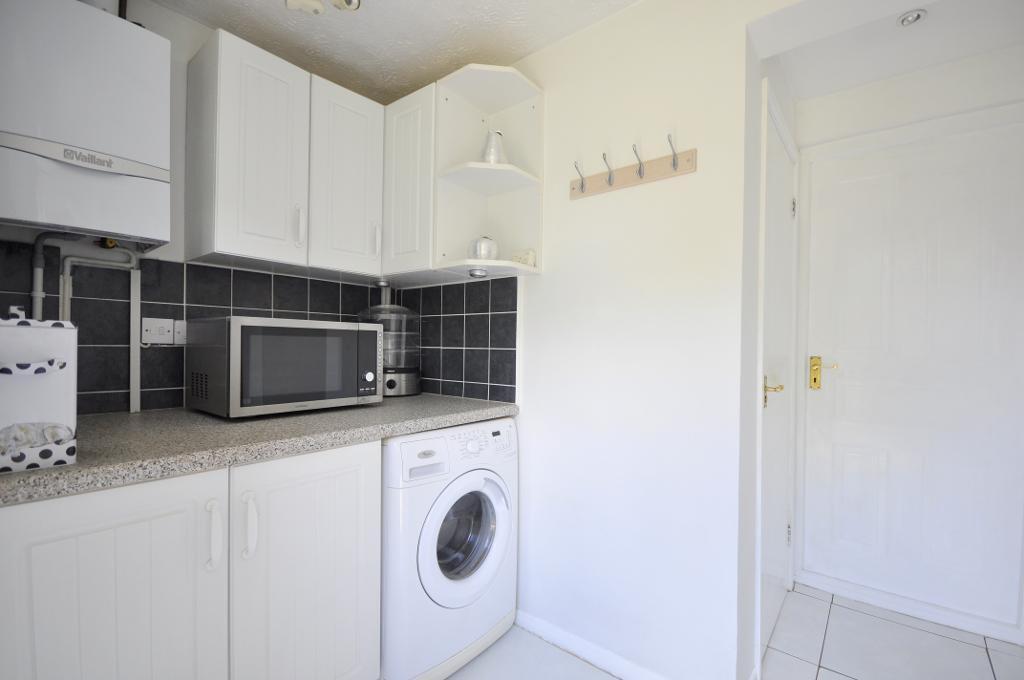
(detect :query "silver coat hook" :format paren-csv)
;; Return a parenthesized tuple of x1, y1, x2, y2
(632, 144, 645, 179)
(602, 152, 614, 186)
(574, 161, 586, 193)
(667, 134, 678, 171)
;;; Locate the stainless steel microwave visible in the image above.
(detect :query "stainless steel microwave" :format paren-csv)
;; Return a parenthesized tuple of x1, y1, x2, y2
(185, 317, 383, 418)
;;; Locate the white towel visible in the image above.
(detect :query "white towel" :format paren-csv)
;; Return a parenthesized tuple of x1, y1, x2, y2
(0, 422, 75, 458)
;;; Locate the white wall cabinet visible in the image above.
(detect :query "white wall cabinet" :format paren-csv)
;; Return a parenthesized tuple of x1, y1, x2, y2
(185, 30, 543, 284)
(309, 75, 385, 277)
(187, 30, 384, 278)
(186, 29, 311, 266)
(383, 83, 436, 276)
(229, 442, 382, 680)
(0, 470, 230, 680)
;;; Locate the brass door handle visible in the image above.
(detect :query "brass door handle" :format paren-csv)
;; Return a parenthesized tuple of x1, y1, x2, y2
(809, 356, 839, 390)
(763, 375, 784, 408)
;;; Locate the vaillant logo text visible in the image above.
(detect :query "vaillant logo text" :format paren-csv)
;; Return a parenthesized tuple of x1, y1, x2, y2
(64, 148, 113, 168)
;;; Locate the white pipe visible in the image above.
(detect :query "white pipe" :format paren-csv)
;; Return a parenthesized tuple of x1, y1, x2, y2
(61, 248, 142, 413)
(31, 267, 44, 320)
(59, 251, 137, 321)
(129, 269, 141, 413)
(32, 231, 83, 320)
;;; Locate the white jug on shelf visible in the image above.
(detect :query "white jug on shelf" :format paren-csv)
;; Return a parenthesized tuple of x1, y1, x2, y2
(482, 130, 508, 164)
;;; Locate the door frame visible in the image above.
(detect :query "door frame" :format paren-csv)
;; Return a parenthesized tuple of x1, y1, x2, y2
(754, 77, 801, 669)
(792, 101, 1024, 643)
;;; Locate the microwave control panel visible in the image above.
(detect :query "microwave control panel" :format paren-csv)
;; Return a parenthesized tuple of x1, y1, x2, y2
(357, 327, 382, 397)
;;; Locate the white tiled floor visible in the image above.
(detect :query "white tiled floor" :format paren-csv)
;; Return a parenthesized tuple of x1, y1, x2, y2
(764, 585, 1024, 680)
(449, 625, 616, 680)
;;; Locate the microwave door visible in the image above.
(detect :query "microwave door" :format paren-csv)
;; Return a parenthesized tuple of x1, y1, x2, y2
(236, 323, 359, 414)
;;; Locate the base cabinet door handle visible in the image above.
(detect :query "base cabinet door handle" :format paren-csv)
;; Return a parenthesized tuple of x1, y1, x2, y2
(241, 491, 259, 559)
(205, 499, 223, 571)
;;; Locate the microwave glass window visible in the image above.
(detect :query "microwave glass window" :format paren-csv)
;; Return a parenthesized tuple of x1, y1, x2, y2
(240, 327, 358, 406)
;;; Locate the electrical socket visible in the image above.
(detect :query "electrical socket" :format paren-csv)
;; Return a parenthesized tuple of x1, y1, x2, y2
(142, 317, 174, 345)
(173, 319, 187, 345)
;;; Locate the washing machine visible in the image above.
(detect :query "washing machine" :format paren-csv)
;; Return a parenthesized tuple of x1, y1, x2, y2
(382, 418, 518, 680)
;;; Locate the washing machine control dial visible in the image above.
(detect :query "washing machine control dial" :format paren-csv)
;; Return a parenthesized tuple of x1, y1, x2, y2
(466, 439, 481, 454)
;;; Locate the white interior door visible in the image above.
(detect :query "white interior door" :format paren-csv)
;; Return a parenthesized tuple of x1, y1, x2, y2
(799, 103, 1024, 643)
(309, 75, 384, 276)
(0, 470, 229, 680)
(230, 442, 381, 680)
(759, 89, 798, 658)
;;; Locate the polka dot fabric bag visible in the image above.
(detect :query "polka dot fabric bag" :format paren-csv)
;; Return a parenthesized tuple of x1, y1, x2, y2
(0, 307, 78, 474)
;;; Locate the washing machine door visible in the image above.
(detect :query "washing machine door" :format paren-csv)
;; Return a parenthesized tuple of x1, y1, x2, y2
(418, 468, 513, 609)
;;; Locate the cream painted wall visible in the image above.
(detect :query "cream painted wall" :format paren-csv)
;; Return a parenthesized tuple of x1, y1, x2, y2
(795, 42, 1024, 147)
(511, 1, 796, 678)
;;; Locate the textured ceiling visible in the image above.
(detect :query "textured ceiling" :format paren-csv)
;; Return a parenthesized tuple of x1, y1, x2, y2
(151, 0, 639, 103)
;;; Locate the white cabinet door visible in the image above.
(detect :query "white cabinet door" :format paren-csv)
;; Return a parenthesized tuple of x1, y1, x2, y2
(309, 75, 384, 276)
(215, 30, 310, 265)
(230, 442, 381, 680)
(0, 471, 229, 680)
(383, 83, 435, 275)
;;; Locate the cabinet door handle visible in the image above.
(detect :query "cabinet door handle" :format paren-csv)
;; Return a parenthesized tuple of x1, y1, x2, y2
(295, 206, 307, 247)
(241, 491, 259, 559)
(205, 499, 223, 571)
(374, 223, 382, 256)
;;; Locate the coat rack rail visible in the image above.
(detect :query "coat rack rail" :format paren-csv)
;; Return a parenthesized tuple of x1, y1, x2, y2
(569, 147, 697, 200)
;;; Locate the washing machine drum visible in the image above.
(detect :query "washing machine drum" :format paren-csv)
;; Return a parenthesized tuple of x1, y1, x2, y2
(418, 468, 513, 609)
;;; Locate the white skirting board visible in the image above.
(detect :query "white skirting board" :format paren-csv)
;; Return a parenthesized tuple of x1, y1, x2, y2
(796, 570, 1024, 645)
(514, 610, 670, 680)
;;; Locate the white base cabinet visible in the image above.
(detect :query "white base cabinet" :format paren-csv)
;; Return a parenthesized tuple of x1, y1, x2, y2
(230, 442, 382, 680)
(0, 470, 230, 680)
(0, 441, 382, 680)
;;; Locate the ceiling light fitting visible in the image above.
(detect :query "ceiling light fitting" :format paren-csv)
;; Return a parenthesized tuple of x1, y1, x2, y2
(898, 9, 927, 27)
(285, 0, 359, 15)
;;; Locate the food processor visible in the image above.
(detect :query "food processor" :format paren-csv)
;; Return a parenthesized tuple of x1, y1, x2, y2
(358, 300, 420, 397)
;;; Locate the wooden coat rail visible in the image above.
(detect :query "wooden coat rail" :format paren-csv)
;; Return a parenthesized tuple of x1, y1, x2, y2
(569, 145, 697, 200)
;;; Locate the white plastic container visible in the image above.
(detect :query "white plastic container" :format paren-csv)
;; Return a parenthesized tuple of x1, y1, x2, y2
(0, 307, 78, 474)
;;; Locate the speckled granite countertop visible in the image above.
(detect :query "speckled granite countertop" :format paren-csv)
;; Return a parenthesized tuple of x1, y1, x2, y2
(0, 395, 518, 507)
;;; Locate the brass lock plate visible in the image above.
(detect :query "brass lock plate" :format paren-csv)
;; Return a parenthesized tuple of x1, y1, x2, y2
(809, 356, 822, 390)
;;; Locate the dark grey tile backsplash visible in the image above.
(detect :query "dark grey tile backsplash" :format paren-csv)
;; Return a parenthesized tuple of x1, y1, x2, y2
(0, 241, 61, 320)
(141, 259, 184, 303)
(400, 278, 517, 403)
(231, 269, 271, 309)
(0, 238, 518, 413)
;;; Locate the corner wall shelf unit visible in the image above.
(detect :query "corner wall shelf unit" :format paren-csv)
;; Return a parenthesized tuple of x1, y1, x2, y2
(440, 258, 539, 279)
(438, 64, 542, 115)
(439, 162, 540, 196)
(429, 63, 544, 280)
